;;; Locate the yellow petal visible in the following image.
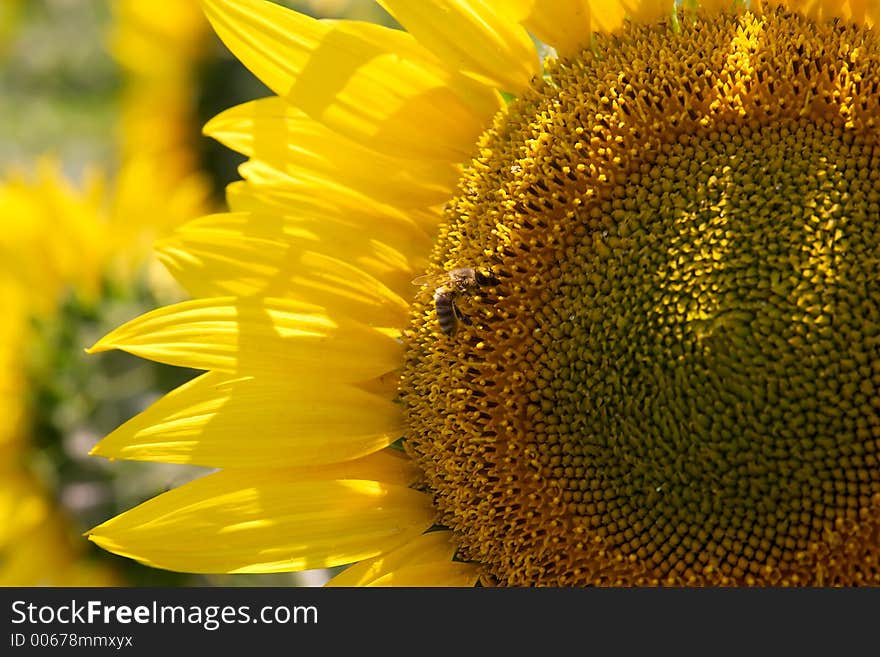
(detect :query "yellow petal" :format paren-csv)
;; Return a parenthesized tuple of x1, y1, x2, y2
(86, 297, 402, 382)
(202, 0, 502, 161)
(92, 371, 404, 467)
(190, 208, 418, 282)
(224, 180, 436, 283)
(225, 171, 439, 232)
(497, 0, 671, 55)
(156, 214, 413, 322)
(87, 468, 435, 573)
(326, 530, 463, 586)
(227, 164, 440, 253)
(204, 97, 459, 208)
(378, 0, 540, 93)
(367, 562, 480, 586)
(159, 212, 418, 299)
(295, 448, 423, 487)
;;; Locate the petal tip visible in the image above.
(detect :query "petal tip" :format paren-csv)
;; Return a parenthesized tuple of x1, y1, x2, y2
(201, 114, 223, 138)
(84, 340, 111, 355)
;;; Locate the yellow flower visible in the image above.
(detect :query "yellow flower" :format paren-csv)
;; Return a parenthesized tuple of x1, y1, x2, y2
(0, 0, 216, 587)
(88, 0, 880, 586)
(0, 159, 173, 586)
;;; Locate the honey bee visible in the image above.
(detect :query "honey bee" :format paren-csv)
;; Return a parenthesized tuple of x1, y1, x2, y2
(412, 267, 500, 336)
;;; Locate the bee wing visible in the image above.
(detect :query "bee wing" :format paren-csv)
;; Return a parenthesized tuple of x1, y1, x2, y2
(411, 272, 448, 287)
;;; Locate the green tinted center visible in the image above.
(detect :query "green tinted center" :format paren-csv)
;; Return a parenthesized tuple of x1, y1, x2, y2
(402, 7, 880, 586)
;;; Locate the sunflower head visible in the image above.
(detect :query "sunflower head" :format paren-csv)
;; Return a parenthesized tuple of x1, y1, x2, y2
(401, 3, 880, 586)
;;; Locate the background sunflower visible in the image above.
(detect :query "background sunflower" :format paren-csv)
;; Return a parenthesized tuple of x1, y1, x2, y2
(0, 0, 381, 587)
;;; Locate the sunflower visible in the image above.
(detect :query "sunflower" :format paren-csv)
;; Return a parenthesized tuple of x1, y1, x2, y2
(0, 0, 219, 585)
(0, 152, 220, 586)
(87, 0, 880, 586)
(0, 160, 176, 586)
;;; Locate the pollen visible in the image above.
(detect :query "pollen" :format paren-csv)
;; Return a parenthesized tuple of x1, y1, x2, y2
(400, 6, 880, 586)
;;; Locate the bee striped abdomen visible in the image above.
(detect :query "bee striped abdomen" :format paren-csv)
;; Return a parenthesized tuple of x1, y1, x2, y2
(434, 287, 459, 336)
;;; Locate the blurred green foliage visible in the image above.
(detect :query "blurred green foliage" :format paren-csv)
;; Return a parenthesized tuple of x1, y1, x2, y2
(0, 1, 118, 173)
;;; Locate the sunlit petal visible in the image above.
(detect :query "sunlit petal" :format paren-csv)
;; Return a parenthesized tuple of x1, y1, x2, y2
(86, 297, 402, 381)
(92, 371, 404, 467)
(379, 0, 540, 92)
(202, 0, 503, 161)
(87, 468, 436, 573)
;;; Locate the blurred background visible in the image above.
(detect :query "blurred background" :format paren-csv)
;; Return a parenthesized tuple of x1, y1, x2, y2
(0, 0, 392, 586)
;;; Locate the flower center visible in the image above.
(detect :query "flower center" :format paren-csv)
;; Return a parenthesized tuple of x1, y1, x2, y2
(401, 7, 880, 585)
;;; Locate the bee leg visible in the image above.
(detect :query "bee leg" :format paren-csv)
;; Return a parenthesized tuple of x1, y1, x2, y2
(452, 300, 473, 326)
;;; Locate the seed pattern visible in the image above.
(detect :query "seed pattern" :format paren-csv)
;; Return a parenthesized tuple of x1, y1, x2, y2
(401, 7, 880, 585)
